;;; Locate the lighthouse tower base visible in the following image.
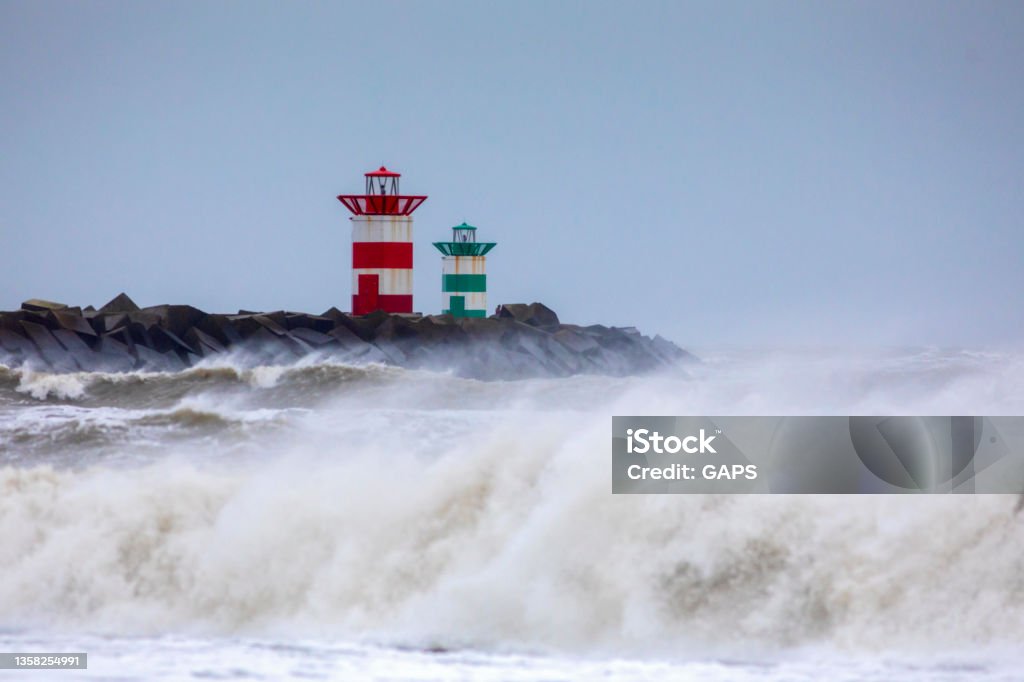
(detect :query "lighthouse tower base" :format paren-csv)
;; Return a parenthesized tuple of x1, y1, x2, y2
(441, 256, 487, 318)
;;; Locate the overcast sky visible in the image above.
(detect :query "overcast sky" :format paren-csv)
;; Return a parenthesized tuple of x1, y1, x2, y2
(1, 1, 1021, 346)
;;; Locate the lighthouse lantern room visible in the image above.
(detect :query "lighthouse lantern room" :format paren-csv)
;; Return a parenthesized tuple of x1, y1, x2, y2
(337, 166, 427, 315)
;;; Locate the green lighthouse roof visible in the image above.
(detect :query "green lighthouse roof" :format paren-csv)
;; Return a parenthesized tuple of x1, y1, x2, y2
(453, 222, 477, 230)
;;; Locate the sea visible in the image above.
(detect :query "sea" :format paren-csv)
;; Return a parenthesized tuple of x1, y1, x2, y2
(1, 347, 1023, 681)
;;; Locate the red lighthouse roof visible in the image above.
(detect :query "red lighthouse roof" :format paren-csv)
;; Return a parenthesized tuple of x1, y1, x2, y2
(337, 165, 426, 216)
(365, 166, 401, 178)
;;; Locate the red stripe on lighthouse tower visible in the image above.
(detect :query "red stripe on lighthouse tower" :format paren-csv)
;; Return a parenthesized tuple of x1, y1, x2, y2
(352, 242, 413, 269)
(337, 166, 427, 316)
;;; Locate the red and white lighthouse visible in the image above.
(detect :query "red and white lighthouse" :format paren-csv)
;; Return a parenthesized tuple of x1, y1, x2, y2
(337, 167, 427, 315)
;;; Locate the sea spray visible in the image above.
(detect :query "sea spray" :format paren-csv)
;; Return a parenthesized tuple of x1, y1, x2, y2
(1, 348, 1023, 659)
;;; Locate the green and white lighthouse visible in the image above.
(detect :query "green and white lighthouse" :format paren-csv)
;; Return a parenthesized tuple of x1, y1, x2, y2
(432, 222, 496, 318)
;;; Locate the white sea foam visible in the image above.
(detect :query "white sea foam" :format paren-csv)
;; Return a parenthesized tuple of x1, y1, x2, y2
(14, 368, 91, 400)
(1, 347, 1023, 665)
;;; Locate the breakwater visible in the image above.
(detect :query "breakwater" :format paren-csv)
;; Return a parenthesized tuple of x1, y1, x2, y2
(0, 295, 690, 379)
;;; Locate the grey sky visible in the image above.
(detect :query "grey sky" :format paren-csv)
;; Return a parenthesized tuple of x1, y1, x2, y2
(1, 1, 1021, 346)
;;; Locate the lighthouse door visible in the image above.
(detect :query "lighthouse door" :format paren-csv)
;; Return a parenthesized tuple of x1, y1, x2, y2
(356, 274, 380, 314)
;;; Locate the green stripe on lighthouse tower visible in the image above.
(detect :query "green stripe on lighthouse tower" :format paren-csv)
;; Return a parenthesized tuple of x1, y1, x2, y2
(433, 222, 497, 318)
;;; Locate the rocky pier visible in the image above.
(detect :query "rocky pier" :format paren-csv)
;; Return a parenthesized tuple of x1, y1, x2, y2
(0, 295, 692, 379)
